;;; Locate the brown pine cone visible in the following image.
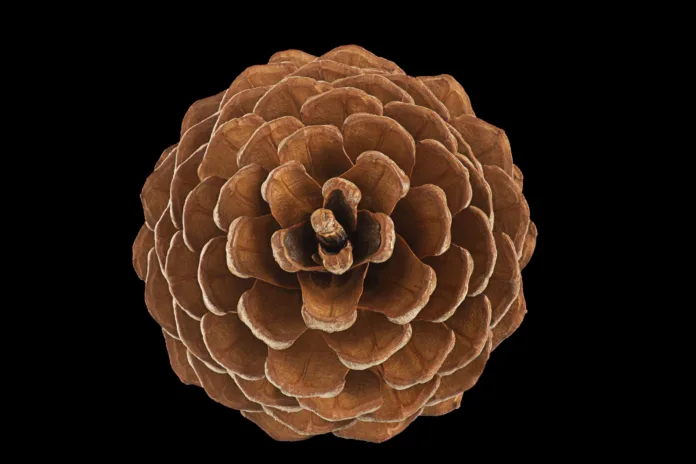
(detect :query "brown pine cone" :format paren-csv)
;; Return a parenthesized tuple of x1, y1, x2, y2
(132, 45, 537, 443)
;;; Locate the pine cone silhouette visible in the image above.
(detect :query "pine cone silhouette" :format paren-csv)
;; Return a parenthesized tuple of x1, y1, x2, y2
(132, 45, 537, 443)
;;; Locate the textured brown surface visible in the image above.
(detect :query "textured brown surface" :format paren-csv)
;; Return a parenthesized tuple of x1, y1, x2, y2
(134, 45, 537, 442)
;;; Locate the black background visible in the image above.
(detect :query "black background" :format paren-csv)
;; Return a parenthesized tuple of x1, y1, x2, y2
(97, 25, 586, 452)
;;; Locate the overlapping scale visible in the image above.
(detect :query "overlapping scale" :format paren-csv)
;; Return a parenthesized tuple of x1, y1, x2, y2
(165, 232, 207, 319)
(213, 164, 270, 232)
(242, 410, 309, 442)
(452, 115, 513, 176)
(181, 91, 226, 136)
(391, 184, 452, 259)
(198, 236, 255, 315)
(455, 152, 494, 225)
(360, 377, 439, 423)
(333, 411, 420, 443)
(175, 113, 217, 166)
(226, 215, 299, 289)
(519, 222, 538, 270)
(261, 161, 323, 228)
(492, 285, 527, 350)
(290, 59, 363, 82)
(298, 264, 368, 333)
(300, 87, 383, 129)
(439, 295, 492, 375)
(162, 331, 200, 386)
(485, 232, 522, 327)
(383, 101, 457, 153)
(265, 330, 349, 398)
(174, 303, 225, 373)
(298, 369, 383, 421)
(268, 49, 317, 67)
(276, 125, 353, 185)
(145, 250, 178, 338)
(253, 77, 332, 121)
(358, 235, 437, 324)
(333, 74, 413, 105)
(154, 206, 177, 270)
(170, 144, 206, 229)
(221, 62, 298, 107)
(418, 74, 475, 118)
(421, 394, 462, 417)
(429, 335, 492, 404)
(132, 224, 153, 280)
(323, 310, 412, 370)
(234, 375, 302, 412)
(484, 165, 531, 257)
(270, 221, 322, 273)
(198, 113, 264, 180)
(237, 280, 306, 350)
(379, 321, 455, 389)
(340, 151, 409, 215)
(263, 406, 355, 436)
(140, 145, 175, 228)
(201, 312, 267, 380)
(320, 45, 404, 74)
(236, 116, 305, 172)
(182, 176, 225, 252)
(188, 352, 261, 411)
(450, 206, 497, 296)
(214, 87, 270, 131)
(411, 139, 472, 216)
(154, 143, 177, 171)
(341, 113, 416, 176)
(384, 75, 450, 121)
(416, 245, 473, 322)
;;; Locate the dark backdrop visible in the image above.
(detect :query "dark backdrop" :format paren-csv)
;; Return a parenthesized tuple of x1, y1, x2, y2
(102, 29, 579, 451)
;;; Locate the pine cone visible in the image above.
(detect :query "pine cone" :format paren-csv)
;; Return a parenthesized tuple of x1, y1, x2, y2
(132, 45, 537, 443)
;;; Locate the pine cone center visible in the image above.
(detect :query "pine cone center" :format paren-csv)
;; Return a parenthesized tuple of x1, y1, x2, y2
(312, 209, 347, 250)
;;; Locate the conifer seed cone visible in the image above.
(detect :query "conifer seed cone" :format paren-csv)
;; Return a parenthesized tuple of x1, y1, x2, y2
(133, 45, 537, 443)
